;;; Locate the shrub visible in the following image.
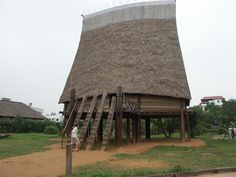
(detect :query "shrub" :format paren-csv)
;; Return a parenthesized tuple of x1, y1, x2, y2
(44, 125, 59, 134)
(0, 118, 62, 133)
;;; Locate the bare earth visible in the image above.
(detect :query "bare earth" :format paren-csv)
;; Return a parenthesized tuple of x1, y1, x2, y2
(0, 139, 206, 177)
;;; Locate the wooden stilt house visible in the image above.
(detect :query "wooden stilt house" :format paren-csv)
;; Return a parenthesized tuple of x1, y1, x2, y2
(60, 0, 191, 151)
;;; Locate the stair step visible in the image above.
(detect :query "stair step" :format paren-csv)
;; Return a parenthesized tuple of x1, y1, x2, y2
(85, 91, 107, 150)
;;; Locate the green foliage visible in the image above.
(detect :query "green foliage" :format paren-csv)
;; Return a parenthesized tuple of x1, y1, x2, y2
(189, 106, 206, 137)
(189, 100, 236, 137)
(151, 118, 179, 138)
(0, 133, 58, 159)
(0, 118, 62, 133)
(221, 100, 236, 125)
(44, 125, 59, 134)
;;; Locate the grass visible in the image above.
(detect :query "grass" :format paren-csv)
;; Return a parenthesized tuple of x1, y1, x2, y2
(0, 133, 58, 159)
(115, 133, 236, 170)
(67, 133, 236, 177)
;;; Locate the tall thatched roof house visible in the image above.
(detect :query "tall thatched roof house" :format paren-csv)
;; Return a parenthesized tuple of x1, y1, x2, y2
(60, 0, 191, 150)
(0, 99, 46, 120)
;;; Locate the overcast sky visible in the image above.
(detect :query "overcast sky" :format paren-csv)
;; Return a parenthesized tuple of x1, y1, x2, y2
(0, 0, 236, 115)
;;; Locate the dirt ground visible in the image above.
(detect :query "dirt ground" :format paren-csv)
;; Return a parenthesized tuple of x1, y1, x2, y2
(0, 139, 205, 177)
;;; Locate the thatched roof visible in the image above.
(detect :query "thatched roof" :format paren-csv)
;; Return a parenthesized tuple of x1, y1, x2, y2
(0, 100, 46, 120)
(59, 1, 191, 103)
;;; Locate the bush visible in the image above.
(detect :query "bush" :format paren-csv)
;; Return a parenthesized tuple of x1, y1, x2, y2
(0, 118, 62, 133)
(44, 125, 59, 134)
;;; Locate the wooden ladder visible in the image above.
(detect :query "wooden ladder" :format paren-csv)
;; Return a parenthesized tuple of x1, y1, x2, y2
(73, 96, 87, 126)
(101, 96, 116, 151)
(86, 91, 107, 150)
(79, 95, 97, 149)
(63, 100, 78, 134)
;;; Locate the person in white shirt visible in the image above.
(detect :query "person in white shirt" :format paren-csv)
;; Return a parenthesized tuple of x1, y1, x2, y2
(71, 124, 80, 151)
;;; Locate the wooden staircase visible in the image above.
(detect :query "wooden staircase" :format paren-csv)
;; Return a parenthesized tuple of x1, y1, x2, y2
(73, 96, 87, 126)
(63, 91, 118, 151)
(101, 96, 116, 151)
(78, 95, 98, 149)
(63, 99, 78, 134)
(86, 91, 107, 150)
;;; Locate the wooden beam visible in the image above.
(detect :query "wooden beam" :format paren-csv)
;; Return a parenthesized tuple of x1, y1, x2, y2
(115, 86, 123, 147)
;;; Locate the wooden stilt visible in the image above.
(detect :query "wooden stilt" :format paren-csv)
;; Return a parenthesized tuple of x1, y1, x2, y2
(185, 112, 191, 141)
(131, 117, 135, 144)
(137, 117, 141, 143)
(61, 103, 68, 149)
(127, 118, 130, 144)
(180, 108, 185, 143)
(145, 118, 151, 140)
(115, 86, 123, 147)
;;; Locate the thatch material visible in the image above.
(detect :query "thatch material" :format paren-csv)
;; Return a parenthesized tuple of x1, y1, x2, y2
(59, 2, 191, 103)
(0, 100, 46, 119)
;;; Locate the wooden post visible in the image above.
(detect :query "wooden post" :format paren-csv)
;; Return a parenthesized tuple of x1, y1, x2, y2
(145, 118, 151, 140)
(65, 89, 75, 177)
(115, 86, 123, 147)
(127, 118, 130, 144)
(136, 96, 141, 143)
(131, 117, 135, 144)
(137, 117, 141, 143)
(61, 103, 68, 149)
(180, 102, 185, 143)
(185, 112, 191, 141)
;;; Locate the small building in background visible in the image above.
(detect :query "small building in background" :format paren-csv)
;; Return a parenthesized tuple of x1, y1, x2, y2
(45, 112, 63, 122)
(0, 98, 46, 120)
(200, 96, 225, 111)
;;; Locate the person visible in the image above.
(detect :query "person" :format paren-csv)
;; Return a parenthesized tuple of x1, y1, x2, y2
(231, 127, 235, 139)
(71, 124, 80, 151)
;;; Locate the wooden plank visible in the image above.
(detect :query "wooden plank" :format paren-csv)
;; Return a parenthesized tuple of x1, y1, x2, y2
(86, 91, 107, 150)
(101, 96, 116, 151)
(74, 96, 87, 126)
(63, 99, 78, 134)
(78, 95, 98, 149)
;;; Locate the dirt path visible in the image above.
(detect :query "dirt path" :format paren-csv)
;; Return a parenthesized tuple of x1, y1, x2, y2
(0, 139, 205, 177)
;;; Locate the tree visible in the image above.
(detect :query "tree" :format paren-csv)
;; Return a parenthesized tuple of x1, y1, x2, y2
(189, 106, 206, 137)
(221, 100, 236, 126)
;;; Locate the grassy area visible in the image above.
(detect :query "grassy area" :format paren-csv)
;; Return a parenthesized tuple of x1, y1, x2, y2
(68, 133, 236, 177)
(0, 133, 58, 159)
